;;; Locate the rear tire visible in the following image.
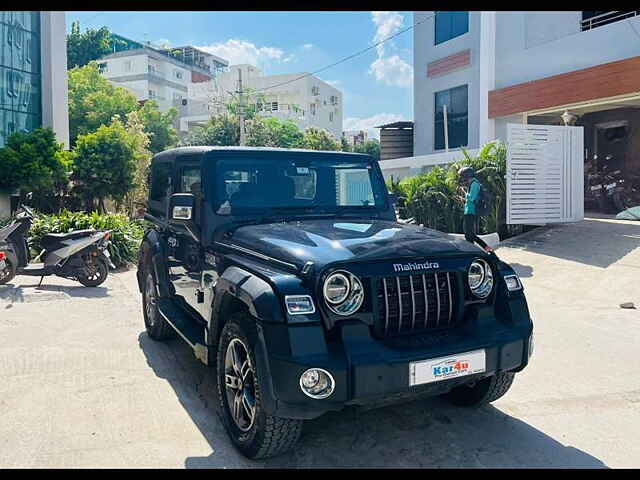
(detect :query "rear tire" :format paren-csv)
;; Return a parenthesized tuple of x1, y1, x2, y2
(0, 254, 16, 285)
(443, 371, 515, 407)
(142, 268, 175, 341)
(217, 312, 303, 459)
(77, 258, 109, 287)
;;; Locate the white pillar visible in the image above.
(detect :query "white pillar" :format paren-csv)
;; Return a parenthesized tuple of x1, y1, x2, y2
(478, 11, 496, 145)
(40, 12, 70, 149)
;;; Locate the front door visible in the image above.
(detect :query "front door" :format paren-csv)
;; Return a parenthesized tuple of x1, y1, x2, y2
(168, 163, 205, 315)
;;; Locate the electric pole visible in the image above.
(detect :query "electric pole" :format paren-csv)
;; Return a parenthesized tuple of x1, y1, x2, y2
(237, 68, 246, 146)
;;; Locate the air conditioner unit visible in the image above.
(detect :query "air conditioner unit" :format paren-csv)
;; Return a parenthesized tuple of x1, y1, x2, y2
(182, 99, 188, 106)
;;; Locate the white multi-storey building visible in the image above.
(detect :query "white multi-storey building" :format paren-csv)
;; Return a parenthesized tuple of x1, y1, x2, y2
(178, 64, 343, 140)
(393, 11, 640, 179)
(98, 36, 228, 113)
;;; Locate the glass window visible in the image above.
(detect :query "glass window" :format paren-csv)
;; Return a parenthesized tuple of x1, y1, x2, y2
(212, 157, 387, 215)
(179, 167, 201, 194)
(150, 162, 172, 201)
(434, 84, 468, 150)
(435, 11, 469, 45)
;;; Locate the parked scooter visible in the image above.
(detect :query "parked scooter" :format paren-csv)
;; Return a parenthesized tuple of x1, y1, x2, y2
(0, 201, 115, 286)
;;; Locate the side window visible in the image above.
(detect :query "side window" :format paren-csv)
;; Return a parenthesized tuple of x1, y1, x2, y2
(435, 11, 469, 45)
(179, 166, 202, 195)
(149, 161, 172, 218)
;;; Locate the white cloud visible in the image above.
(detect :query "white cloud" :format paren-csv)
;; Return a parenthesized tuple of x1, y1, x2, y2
(369, 55, 413, 88)
(368, 12, 413, 88)
(302, 43, 314, 50)
(371, 11, 404, 56)
(344, 113, 406, 139)
(197, 39, 285, 68)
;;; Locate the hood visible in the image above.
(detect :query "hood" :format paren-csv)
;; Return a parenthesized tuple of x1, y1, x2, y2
(225, 219, 483, 271)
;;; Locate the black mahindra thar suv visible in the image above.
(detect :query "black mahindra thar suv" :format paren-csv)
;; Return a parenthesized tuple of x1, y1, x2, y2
(137, 146, 534, 459)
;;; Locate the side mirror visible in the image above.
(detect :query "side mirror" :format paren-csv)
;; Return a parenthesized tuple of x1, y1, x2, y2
(168, 193, 195, 223)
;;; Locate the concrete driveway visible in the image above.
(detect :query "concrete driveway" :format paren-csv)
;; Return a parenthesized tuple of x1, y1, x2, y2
(1, 216, 639, 468)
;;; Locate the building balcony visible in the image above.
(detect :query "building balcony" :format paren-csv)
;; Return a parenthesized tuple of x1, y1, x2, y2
(581, 11, 640, 31)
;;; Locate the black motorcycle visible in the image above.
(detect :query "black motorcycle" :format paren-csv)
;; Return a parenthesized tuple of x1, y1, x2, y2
(0, 202, 115, 286)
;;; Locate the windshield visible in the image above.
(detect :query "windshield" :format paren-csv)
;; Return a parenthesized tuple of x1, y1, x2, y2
(212, 156, 388, 216)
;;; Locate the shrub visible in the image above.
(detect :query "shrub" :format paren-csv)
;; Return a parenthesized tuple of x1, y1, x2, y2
(387, 140, 509, 236)
(28, 210, 145, 268)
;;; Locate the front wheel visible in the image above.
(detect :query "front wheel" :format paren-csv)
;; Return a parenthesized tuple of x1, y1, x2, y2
(443, 371, 516, 407)
(217, 312, 303, 459)
(77, 258, 109, 287)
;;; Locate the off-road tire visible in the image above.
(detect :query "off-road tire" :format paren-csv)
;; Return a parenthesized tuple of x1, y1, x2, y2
(443, 371, 516, 407)
(217, 312, 303, 459)
(0, 254, 16, 285)
(77, 258, 109, 287)
(141, 261, 175, 340)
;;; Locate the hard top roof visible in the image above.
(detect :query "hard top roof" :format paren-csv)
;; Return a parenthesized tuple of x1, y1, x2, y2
(152, 146, 373, 162)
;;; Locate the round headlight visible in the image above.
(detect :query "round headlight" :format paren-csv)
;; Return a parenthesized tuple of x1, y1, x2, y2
(323, 272, 350, 304)
(468, 259, 493, 298)
(323, 270, 364, 316)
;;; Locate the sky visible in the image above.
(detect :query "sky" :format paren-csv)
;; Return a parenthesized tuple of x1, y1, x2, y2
(67, 11, 414, 139)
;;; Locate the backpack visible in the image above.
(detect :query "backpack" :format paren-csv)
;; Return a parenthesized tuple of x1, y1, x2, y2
(475, 181, 494, 217)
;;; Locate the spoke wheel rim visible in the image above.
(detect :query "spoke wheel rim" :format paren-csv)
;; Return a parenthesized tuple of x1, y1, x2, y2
(224, 338, 256, 432)
(145, 274, 158, 326)
(0, 261, 11, 281)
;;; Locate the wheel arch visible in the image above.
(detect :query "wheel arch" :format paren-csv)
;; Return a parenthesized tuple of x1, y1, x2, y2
(137, 229, 172, 298)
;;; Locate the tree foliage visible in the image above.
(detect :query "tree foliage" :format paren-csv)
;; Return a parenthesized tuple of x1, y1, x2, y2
(68, 62, 139, 146)
(340, 136, 353, 152)
(245, 117, 303, 148)
(72, 118, 138, 212)
(354, 139, 380, 161)
(0, 129, 71, 212)
(66, 21, 115, 69)
(299, 127, 340, 151)
(179, 114, 240, 147)
(138, 100, 178, 154)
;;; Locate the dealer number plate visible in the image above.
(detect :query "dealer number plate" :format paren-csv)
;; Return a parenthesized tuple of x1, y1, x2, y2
(409, 349, 486, 386)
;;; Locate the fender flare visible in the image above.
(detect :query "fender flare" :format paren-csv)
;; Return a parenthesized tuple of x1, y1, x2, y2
(137, 230, 172, 298)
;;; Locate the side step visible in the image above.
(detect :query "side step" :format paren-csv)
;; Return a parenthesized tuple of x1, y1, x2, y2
(157, 299, 209, 365)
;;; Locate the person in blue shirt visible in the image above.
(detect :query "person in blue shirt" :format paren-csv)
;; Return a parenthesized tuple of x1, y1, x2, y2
(458, 167, 493, 253)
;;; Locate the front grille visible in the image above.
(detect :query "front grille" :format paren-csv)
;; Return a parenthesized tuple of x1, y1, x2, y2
(374, 272, 458, 337)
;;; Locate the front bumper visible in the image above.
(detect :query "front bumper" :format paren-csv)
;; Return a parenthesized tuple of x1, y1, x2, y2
(259, 305, 533, 420)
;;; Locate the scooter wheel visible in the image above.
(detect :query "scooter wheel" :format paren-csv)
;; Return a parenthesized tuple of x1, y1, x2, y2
(0, 255, 17, 285)
(77, 259, 109, 287)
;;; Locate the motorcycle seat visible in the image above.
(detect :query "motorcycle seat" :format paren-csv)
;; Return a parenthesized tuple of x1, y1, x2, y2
(41, 229, 97, 245)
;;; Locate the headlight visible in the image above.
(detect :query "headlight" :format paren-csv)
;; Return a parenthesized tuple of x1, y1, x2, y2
(468, 259, 493, 298)
(323, 270, 364, 316)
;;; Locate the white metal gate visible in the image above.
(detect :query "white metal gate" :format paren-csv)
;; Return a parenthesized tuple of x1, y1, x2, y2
(507, 124, 584, 225)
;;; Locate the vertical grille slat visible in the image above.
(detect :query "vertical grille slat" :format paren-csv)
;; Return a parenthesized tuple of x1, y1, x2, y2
(376, 270, 458, 338)
(396, 277, 403, 333)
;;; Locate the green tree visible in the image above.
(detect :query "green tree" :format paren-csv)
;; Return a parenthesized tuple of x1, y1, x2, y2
(0, 128, 72, 211)
(354, 139, 381, 161)
(66, 21, 115, 69)
(137, 100, 178, 154)
(68, 62, 139, 146)
(299, 127, 340, 151)
(179, 114, 240, 146)
(245, 117, 303, 148)
(121, 111, 152, 215)
(341, 136, 353, 152)
(72, 118, 137, 213)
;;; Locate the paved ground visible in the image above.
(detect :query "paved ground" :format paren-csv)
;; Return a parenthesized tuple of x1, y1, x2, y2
(1, 216, 640, 468)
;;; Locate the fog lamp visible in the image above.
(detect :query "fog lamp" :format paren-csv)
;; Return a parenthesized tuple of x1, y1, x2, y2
(299, 368, 335, 399)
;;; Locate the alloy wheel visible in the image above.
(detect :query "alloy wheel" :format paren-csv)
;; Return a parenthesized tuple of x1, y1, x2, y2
(224, 338, 257, 432)
(145, 274, 158, 327)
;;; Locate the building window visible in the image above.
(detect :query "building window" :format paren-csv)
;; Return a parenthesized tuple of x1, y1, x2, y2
(329, 112, 334, 122)
(124, 60, 132, 72)
(311, 86, 319, 96)
(149, 90, 157, 99)
(310, 103, 316, 115)
(434, 11, 469, 45)
(271, 101, 278, 111)
(434, 84, 468, 150)
(173, 92, 182, 101)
